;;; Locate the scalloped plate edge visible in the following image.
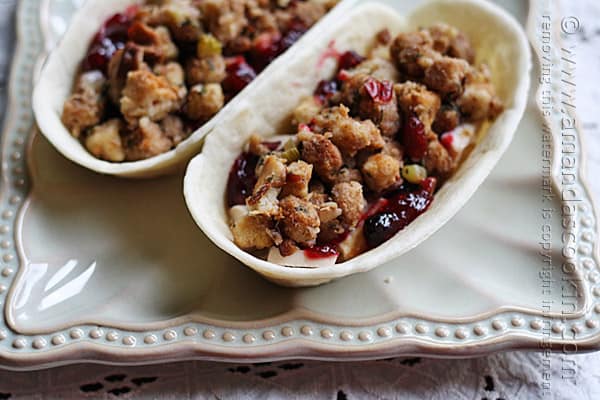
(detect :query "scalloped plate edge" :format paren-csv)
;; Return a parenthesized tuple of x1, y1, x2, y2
(0, 0, 596, 369)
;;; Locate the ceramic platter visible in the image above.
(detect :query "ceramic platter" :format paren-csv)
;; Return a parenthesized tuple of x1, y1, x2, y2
(0, 0, 597, 369)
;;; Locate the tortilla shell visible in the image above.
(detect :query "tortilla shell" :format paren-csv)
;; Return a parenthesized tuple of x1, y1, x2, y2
(32, 0, 357, 177)
(184, 0, 531, 287)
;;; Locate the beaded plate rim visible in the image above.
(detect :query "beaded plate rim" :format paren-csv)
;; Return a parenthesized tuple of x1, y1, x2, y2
(0, 0, 597, 370)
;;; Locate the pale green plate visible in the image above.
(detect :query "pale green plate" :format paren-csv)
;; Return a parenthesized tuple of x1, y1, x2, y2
(0, 0, 597, 369)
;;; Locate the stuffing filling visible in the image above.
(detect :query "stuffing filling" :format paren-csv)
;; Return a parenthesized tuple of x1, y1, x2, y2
(226, 24, 504, 266)
(62, 0, 337, 162)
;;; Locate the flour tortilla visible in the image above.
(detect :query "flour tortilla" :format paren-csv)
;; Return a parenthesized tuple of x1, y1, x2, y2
(184, 0, 531, 286)
(32, 0, 357, 178)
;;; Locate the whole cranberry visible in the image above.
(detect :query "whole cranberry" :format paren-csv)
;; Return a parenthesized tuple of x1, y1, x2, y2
(363, 77, 393, 103)
(222, 56, 257, 97)
(226, 152, 259, 207)
(103, 13, 132, 44)
(364, 211, 401, 248)
(402, 116, 428, 161)
(378, 80, 394, 102)
(338, 50, 365, 71)
(363, 177, 436, 249)
(83, 38, 117, 72)
(304, 244, 339, 260)
(279, 19, 307, 52)
(82, 11, 134, 73)
(250, 32, 282, 72)
(314, 79, 339, 103)
(420, 176, 437, 195)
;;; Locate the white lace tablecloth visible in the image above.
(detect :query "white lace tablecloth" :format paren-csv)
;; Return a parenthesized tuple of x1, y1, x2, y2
(1, 0, 600, 398)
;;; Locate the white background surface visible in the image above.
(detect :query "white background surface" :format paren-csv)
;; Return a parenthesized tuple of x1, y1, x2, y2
(1, 0, 600, 398)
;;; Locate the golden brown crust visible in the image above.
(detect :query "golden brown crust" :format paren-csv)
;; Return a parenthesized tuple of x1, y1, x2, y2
(376, 29, 392, 46)
(154, 62, 186, 88)
(61, 71, 106, 138)
(312, 105, 384, 156)
(331, 181, 365, 228)
(185, 56, 226, 86)
(432, 103, 461, 134)
(231, 214, 274, 250)
(152, 0, 202, 42)
(361, 153, 402, 193)
(381, 137, 404, 162)
(279, 195, 321, 246)
(428, 23, 475, 63)
(184, 83, 225, 121)
(423, 56, 470, 98)
(395, 81, 441, 128)
(293, 1, 327, 27)
(120, 70, 182, 125)
(299, 131, 343, 182)
(199, 0, 248, 45)
(161, 115, 189, 146)
(423, 140, 455, 179)
(278, 239, 300, 257)
(84, 119, 125, 162)
(107, 44, 147, 105)
(318, 219, 345, 243)
(281, 160, 313, 198)
(128, 22, 178, 63)
(350, 58, 400, 82)
(457, 65, 504, 121)
(124, 117, 173, 161)
(292, 96, 323, 127)
(331, 167, 363, 185)
(389, 30, 435, 79)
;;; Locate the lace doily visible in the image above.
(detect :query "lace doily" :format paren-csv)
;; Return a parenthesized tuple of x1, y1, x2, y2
(1, 354, 600, 399)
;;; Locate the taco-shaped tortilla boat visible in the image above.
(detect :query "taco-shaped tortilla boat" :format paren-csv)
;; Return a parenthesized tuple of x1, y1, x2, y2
(33, 0, 353, 177)
(184, 0, 531, 286)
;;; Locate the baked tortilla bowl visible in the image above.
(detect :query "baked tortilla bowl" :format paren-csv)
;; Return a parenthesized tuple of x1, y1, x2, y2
(32, 0, 353, 178)
(184, 0, 531, 286)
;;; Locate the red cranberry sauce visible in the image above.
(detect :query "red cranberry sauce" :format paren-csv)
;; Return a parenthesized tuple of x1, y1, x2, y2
(304, 244, 339, 260)
(314, 79, 339, 103)
(245, 18, 308, 76)
(402, 115, 428, 161)
(363, 177, 437, 249)
(222, 56, 258, 99)
(279, 19, 308, 53)
(249, 32, 282, 72)
(82, 6, 139, 73)
(338, 50, 365, 71)
(224, 16, 309, 98)
(226, 141, 281, 207)
(83, 3, 309, 90)
(226, 152, 259, 207)
(313, 50, 365, 104)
